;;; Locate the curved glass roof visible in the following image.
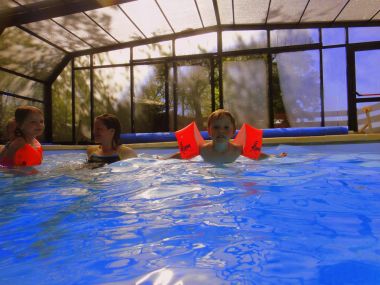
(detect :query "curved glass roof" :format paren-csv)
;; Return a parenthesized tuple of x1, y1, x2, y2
(1, 0, 379, 82)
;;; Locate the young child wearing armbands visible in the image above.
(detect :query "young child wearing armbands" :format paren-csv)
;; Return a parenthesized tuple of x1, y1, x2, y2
(87, 113, 137, 165)
(170, 109, 286, 164)
(0, 106, 44, 167)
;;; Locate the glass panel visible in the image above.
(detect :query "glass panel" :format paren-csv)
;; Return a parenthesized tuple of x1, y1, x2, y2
(0, 96, 44, 143)
(158, 0, 202, 32)
(86, 6, 144, 42)
(175, 33, 217, 56)
(119, 0, 173, 37)
(270, 29, 319, 47)
(0, 71, 43, 101)
(357, 102, 380, 133)
(74, 56, 90, 68)
(349, 27, 380, 43)
(268, 0, 307, 23)
(93, 67, 131, 133)
(275, 50, 321, 127)
(196, 0, 217, 27)
(0, 27, 66, 80)
(75, 70, 91, 143)
(234, 0, 270, 24)
(302, 0, 347, 22)
(337, 0, 380, 21)
(93, 49, 130, 66)
(217, 0, 233, 24)
(0, 1, 18, 10)
(355, 49, 380, 98)
(22, 20, 90, 52)
(322, 28, 345, 46)
(134, 41, 172, 60)
(271, 57, 290, 128)
(53, 13, 117, 47)
(134, 65, 167, 132)
(222, 30, 267, 51)
(175, 60, 212, 130)
(224, 55, 269, 129)
(322, 48, 348, 126)
(52, 63, 72, 142)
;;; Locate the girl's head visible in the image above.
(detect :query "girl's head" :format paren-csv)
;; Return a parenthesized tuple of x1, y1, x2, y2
(15, 106, 44, 138)
(207, 109, 236, 142)
(94, 114, 121, 148)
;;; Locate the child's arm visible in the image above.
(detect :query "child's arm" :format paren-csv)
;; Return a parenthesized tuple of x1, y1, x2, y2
(164, 152, 182, 159)
(258, 152, 287, 160)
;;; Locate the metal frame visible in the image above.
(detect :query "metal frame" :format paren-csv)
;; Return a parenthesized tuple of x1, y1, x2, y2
(347, 41, 380, 131)
(0, 0, 135, 28)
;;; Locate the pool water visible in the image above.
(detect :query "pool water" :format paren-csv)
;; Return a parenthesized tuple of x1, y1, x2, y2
(1, 143, 380, 285)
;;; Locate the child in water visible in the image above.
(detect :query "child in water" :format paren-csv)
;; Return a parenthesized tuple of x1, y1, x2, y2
(0, 118, 17, 154)
(87, 113, 137, 165)
(0, 106, 44, 167)
(170, 109, 286, 163)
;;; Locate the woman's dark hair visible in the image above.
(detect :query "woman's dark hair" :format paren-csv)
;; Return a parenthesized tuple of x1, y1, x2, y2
(14, 106, 43, 137)
(95, 113, 121, 149)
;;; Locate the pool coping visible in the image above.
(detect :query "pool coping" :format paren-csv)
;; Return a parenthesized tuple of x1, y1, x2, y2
(11, 133, 378, 150)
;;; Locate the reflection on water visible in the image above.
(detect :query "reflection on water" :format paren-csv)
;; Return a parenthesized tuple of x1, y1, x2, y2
(0, 144, 380, 284)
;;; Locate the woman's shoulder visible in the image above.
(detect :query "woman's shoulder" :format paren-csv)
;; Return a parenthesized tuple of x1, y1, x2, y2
(87, 145, 99, 156)
(118, 144, 137, 159)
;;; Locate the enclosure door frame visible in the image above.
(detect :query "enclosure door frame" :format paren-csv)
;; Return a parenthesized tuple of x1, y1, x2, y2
(347, 42, 380, 131)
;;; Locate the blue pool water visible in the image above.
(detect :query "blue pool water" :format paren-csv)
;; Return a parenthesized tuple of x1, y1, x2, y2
(1, 143, 380, 285)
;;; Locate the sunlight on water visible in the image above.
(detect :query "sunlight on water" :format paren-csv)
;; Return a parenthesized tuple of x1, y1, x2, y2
(0, 143, 380, 284)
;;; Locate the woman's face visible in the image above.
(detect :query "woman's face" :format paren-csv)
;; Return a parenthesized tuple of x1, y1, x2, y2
(94, 119, 114, 144)
(20, 112, 45, 138)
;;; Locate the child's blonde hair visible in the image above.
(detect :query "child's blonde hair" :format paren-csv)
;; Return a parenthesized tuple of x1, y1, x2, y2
(207, 109, 236, 131)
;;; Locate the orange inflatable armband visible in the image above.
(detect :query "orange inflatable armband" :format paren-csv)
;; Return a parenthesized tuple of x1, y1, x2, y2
(13, 140, 43, 166)
(233, 123, 263, 160)
(175, 122, 205, 159)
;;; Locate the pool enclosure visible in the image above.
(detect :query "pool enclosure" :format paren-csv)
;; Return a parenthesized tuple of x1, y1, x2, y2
(1, 0, 380, 144)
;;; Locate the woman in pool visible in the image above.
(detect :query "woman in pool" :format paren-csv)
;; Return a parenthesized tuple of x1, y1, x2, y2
(87, 114, 137, 164)
(170, 109, 286, 163)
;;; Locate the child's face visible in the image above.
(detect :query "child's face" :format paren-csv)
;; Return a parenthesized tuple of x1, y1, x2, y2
(208, 115, 235, 143)
(94, 119, 114, 144)
(20, 112, 45, 137)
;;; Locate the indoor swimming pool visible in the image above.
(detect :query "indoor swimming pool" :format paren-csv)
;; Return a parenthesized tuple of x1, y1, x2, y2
(0, 143, 380, 285)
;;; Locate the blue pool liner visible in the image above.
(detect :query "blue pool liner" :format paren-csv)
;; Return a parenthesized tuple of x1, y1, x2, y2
(120, 126, 348, 144)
